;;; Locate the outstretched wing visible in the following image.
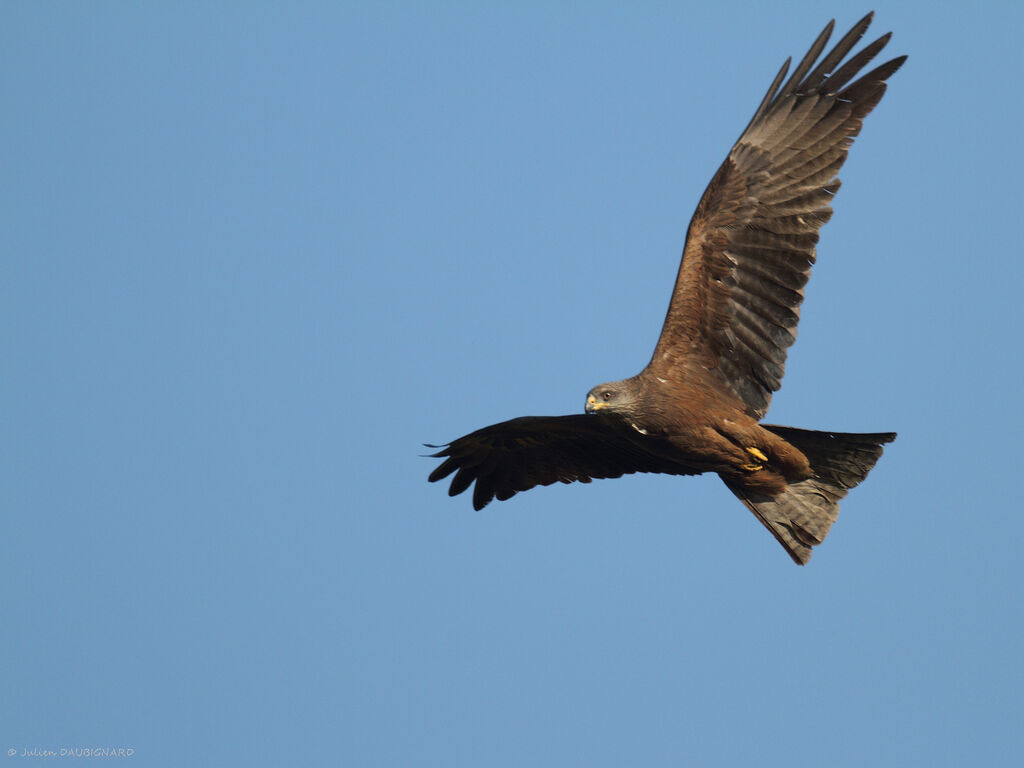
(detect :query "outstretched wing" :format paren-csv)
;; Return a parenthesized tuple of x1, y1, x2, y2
(428, 415, 694, 510)
(649, 13, 905, 418)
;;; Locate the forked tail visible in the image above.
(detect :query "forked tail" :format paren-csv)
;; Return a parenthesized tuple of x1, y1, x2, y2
(723, 426, 896, 565)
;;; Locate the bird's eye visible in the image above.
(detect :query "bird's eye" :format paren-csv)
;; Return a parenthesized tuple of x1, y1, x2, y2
(602, 391, 612, 401)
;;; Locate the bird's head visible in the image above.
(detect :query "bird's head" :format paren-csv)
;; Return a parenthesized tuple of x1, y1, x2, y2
(585, 380, 640, 417)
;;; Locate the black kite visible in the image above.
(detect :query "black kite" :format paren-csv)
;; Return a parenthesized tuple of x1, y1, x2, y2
(428, 14, 903, 564)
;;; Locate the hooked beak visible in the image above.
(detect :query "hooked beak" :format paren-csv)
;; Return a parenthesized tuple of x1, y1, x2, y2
(586, 394, 605, 414)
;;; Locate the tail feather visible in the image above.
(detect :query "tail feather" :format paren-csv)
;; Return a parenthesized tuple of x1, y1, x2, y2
(724, 426, 896, 565)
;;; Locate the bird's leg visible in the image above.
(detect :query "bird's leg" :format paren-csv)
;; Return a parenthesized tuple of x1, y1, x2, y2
(712, 421, 771, 473)
(740, 446, 768, 472)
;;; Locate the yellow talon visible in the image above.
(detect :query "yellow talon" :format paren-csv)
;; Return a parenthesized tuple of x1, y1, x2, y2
(746, 447, 768, 462)
(739, 447, 768, 473)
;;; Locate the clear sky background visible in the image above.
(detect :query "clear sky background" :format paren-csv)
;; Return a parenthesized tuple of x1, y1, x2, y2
(3, 2, 1022, 766)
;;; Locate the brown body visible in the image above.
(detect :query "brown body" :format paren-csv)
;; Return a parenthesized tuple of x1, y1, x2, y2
(429, 14, 901, 564)
(592, 370, 811, 495)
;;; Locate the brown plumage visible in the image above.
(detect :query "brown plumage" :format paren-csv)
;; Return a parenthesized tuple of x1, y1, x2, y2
(428, 14, 902, 565)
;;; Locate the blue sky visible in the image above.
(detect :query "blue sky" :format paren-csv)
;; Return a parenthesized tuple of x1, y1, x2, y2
(3, 2, 1022, 766)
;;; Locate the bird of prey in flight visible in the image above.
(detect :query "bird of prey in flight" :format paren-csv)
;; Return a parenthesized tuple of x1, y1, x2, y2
(428, 13, 903, 564)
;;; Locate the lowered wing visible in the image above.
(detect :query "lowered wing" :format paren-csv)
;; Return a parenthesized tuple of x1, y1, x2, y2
(428, 414, 695, 510)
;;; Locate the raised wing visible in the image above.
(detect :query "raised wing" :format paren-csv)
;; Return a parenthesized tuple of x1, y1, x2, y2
(428, 415, 694, 510)
(648, 13, 905, 418)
